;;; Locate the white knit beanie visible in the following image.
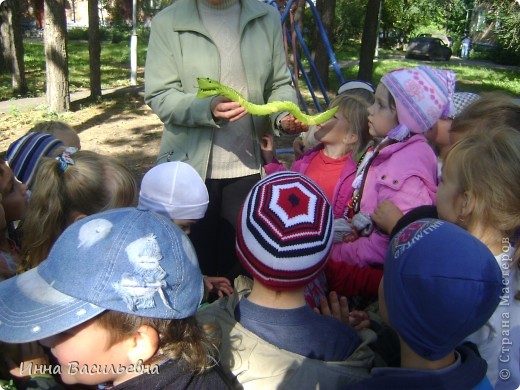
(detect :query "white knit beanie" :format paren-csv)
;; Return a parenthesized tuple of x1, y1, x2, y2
(138, 162, 209, 220)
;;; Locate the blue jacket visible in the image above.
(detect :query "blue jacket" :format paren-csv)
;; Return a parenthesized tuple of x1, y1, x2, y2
(346, 344, 492, 390)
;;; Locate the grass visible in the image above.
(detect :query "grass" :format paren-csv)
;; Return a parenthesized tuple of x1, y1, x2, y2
(0, 39, 148, 101)
(327, 40, 520, 95)
(1, 39, 519, 105)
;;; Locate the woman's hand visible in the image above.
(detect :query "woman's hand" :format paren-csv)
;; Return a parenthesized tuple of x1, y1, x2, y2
(211, 97, 248, 122)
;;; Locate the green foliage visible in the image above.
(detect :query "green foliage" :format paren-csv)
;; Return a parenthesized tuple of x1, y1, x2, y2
(494, 2, 520, 56)
(334, 0, 367, 43)
(380, 0, 473, 43)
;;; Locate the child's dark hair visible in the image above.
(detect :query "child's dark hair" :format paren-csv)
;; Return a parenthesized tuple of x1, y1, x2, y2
(96, 311, 220, 373)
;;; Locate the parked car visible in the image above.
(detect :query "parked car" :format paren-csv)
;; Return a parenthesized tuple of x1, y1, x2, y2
(417, 33, 453, 47)
(406, 37, 452, 61)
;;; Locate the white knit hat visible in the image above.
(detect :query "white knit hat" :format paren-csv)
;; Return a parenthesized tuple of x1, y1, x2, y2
(138, 162, 209, 220)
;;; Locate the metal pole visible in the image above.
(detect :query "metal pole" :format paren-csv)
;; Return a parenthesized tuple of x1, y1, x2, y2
(130, 0, 137, 85)
(375, 0, 382, 57)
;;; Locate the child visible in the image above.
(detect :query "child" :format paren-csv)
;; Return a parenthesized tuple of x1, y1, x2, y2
(0, 160, 29, 279)
(349, 218, 502, 389)
(261, 90, 382, 302)
(436, 127, 520, 389)
(139, 161, 210, 236)
(0, 207, 232, 388)
(138, 161, 233, 298)
(449, 92, 520, 145)
(373, 92, 520, 237)
(330, 66, 455, 269)
(20, 148, 137, 270)
(197, 172, 375, 388)
(29, 120, 81, 150)
(424, 91, 479, 171)
(262, 89, 373, 211)
(293, 80, 375, 157)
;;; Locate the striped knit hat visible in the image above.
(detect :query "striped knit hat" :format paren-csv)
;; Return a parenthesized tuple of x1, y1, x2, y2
(7, 132, 64, 187)
(236, 171, 333, 290)
(382, 66, 456, 133)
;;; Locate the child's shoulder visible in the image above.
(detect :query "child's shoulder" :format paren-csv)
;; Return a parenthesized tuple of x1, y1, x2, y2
(380, 135, 435, 161)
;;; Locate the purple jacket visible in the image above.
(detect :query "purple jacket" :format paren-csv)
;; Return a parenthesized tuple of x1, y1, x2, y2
(264, 144, 357, 218)
(331, 134, 438, 267)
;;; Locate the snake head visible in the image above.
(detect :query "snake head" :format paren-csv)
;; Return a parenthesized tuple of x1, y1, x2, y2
(196, 78, 223, 98)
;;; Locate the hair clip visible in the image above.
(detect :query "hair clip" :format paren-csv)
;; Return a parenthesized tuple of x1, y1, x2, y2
(56, 147, 77, 172)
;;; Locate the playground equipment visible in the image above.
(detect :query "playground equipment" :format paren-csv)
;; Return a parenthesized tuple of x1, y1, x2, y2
(264, 0, 345, 154)
(266, 0, 345, 113)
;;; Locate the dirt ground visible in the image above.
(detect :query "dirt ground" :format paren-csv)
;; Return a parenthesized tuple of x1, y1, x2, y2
(0, 86, 162, 183)
(0, 86, 295, 184)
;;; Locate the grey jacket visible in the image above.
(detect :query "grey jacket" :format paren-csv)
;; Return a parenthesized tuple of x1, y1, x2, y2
(197, 276, 375, 389)
(144, 0, 297, 179)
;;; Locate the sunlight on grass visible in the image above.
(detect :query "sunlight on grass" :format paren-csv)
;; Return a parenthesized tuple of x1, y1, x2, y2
(0, 40, 147, 101)
(1, 40, 519, 102)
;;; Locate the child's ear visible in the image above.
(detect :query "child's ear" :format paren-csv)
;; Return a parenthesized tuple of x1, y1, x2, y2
(66, 211, 88, 227)
(344, 132, 359, 146)
(127, 325, 159, 364)
(459, 191, 476, 219)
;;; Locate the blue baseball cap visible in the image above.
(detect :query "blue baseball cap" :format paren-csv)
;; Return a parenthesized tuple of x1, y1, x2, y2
(0, 208, 204, 343)
(385, 218, 503, 360)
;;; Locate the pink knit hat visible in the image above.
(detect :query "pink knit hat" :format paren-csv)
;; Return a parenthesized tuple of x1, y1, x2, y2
(382, 66, 456, 133)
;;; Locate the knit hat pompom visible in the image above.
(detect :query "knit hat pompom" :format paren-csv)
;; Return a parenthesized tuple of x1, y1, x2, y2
(382, 66, 456, 133)
(236, 171, 333, 290)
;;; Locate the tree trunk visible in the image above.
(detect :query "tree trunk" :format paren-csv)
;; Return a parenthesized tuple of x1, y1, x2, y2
(44, 0, 70, 112)
(357, 0, 380, 83)
(0, 0, 27, 93)
(313, 0, 336, 90)
(0, 5, 11, 74)
(88, 0, 102, 98)
(294, 0, 306, 34)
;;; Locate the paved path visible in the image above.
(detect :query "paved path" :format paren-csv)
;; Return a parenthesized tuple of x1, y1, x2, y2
(0, 85, 144, 115)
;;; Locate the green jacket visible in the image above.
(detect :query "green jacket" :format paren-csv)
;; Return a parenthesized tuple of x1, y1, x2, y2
(144, 0, 297, 180)
(197, 276, 375, 389)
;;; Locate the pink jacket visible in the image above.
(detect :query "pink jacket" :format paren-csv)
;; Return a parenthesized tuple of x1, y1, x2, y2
(265, 146, 384, 301)
(330, 134, 438, 267)
(264, 144, 357, 218)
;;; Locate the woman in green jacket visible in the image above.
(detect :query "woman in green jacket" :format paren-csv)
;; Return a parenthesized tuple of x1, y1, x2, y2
(144, 0, 305, 281)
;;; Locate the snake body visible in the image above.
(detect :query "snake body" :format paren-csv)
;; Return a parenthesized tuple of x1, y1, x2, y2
(196, 78, 338, 126)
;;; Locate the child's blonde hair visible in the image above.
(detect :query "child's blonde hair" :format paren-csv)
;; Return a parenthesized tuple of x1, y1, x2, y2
(329, 89, 374, 158)
(444, 127, 520, 269)
(21, 151, 137, 269)
(96, 311, 220, 374)
(450, 92, 520, 137)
